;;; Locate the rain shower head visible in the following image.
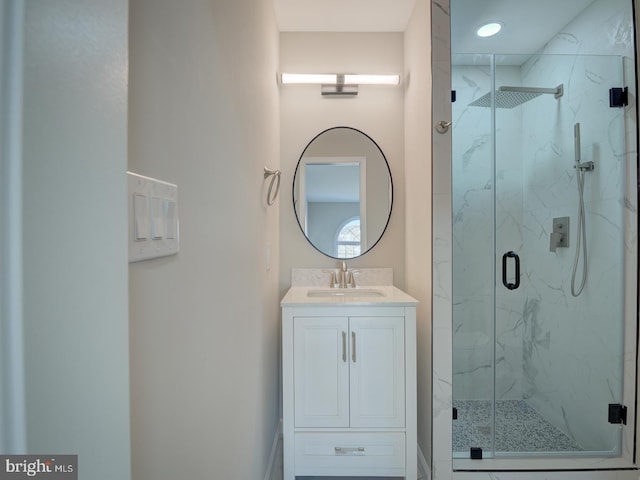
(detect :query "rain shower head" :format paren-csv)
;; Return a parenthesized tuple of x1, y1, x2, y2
(469, 84, 564, 109)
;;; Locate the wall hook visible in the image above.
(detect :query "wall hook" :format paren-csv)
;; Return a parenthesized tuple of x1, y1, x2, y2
(435, 120, 452, 134)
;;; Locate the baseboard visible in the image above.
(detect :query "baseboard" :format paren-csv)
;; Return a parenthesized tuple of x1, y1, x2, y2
(418, 444, 431, 480)
(264, 419, 283, 480)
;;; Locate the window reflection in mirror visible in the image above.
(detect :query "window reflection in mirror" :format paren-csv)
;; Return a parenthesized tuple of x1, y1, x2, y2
(335, 218, 361, 258)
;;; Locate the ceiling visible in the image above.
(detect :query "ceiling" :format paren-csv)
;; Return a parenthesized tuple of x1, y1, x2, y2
(273, 0, 417, 32)
(274, 0, 596, 59)
(451, 0, 596, 57)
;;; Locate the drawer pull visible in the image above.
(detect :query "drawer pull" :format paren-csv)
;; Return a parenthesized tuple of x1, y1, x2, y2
(334, 446, 365, 456)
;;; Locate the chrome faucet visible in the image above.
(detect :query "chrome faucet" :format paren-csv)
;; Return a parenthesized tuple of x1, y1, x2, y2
(339, 261, 358, 288)
(339, 261, 348, 288)
(324, 262, 358, 288)
(322, 269, 339, 288)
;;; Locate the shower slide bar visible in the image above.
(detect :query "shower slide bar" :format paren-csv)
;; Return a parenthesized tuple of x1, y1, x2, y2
(571, 122, 593, 297)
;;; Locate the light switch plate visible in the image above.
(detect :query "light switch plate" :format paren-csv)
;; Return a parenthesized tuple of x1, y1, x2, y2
(164, 199, 177, 239)
(150, 196, 164, 240)
(128, 172, 179, 262)
(133, 194, 150, 240)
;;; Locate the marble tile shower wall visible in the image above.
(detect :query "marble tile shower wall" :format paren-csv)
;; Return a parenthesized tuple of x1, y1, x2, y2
(452, 0, 637, 454)
(519, 53, 626, 452)
(516, 0, 636, 451)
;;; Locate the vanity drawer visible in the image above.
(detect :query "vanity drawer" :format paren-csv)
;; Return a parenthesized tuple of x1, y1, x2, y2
(294, 432, 405, 477)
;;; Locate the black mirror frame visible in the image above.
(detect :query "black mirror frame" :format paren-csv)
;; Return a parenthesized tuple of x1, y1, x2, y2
(292, 126, 394, 260)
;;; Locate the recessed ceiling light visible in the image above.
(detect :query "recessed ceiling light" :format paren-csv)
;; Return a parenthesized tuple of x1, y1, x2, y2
(476, 22, 502, 38)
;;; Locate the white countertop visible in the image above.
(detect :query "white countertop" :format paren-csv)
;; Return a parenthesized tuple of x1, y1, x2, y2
(281, 285, 418, 307)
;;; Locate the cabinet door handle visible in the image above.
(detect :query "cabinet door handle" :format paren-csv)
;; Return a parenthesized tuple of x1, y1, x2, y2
(351, 331, 356, 363)
(341, 331, 347, 362)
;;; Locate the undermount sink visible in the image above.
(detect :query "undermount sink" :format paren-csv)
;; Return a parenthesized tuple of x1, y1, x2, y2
(306, 288, 385, 298)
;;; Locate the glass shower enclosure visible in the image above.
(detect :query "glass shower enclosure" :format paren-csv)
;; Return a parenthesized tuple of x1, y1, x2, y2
(452, 53, 629, 458)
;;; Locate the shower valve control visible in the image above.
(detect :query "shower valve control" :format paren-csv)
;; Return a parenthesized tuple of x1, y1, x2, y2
(550, 217, 570, 253)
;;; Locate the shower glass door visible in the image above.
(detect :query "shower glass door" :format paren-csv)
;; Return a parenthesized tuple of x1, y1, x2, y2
(452, 53, 627, 458)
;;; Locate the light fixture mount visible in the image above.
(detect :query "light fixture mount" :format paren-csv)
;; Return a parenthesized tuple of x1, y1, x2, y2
(322, 74, 358, 96)
(321, 84, 358, 96)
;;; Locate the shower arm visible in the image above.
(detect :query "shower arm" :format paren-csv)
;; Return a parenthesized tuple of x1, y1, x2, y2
(498, 85, 564, 99)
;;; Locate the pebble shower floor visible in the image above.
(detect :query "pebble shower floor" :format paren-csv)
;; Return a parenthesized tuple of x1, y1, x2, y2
(453, 400, 582, 454)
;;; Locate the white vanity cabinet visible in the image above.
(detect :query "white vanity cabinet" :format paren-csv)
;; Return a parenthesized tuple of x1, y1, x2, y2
(281, 288, 417, 480)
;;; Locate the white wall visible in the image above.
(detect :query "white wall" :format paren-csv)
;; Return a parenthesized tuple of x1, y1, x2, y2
(0, 0, 26, 454)
(22, 1, 131, 478)
(279, 32, 405, 294)
(128, 0, 281, 479)
(404, 0, 433, 467)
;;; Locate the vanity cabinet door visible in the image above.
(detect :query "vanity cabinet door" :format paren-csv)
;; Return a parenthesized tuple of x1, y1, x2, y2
(294, 317, 350, 428)
(293, 315, 405, 429)
(349, 317, 405, 428)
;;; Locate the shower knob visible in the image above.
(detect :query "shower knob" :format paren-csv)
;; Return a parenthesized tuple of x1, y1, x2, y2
(435, 120, 452, 134)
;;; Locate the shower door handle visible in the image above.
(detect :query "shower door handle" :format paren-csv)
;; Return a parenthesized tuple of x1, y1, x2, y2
(502, 251, 520, 290)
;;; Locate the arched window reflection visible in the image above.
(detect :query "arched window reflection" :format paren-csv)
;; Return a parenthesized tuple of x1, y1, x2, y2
(335, 218, 361, 258)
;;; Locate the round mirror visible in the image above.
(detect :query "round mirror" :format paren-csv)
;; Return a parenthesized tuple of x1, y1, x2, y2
(293, 126, 393, 259)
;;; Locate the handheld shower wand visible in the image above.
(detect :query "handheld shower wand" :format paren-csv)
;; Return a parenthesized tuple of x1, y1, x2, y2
(571, 123, 592, 297)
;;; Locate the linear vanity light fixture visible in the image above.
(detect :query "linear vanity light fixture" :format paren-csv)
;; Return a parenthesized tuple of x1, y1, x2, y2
(280, 73, 400, 96)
